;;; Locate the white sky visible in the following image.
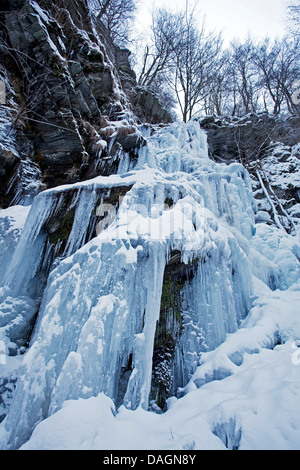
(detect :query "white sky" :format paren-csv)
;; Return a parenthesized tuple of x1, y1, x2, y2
(135, 0, 288, 44)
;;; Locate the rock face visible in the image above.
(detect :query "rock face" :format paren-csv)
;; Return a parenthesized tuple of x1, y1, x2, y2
(0, 0, 172, 208)
(200, 114, 300, 234)
(200, 113, 300, 164)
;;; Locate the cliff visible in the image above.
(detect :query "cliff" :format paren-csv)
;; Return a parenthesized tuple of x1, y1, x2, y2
(0, 0, 172, 208)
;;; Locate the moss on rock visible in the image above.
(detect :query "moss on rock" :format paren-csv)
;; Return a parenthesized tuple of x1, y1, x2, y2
(47, 207, 75, 247)
(150, 251, 200, 411)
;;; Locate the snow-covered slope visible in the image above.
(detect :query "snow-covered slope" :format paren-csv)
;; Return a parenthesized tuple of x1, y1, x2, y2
(0, 119, 299, 450)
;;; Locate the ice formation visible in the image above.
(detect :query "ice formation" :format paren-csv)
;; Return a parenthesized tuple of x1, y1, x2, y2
(0, 119, 299, 450)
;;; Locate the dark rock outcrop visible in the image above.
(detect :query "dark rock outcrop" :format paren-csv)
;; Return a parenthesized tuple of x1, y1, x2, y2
(0, 0, 172, 208)
(150, 250, 199, 412)
(200, 113, 300, 164)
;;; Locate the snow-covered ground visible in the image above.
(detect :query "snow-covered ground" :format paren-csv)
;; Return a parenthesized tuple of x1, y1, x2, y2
(0, 119, 299, 450)
(18, 277, 300, 451)
(262, 142, 300, 193)
(15, 222, 300, 451)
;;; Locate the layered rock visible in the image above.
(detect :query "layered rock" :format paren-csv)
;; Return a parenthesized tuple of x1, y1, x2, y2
(200, 113, 300, 164)
(0, 0, 172, 207)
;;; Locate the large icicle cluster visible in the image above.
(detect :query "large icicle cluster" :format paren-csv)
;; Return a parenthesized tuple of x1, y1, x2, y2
(0, 119, 299, 450)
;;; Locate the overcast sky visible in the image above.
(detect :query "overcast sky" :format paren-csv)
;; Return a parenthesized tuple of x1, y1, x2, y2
(135, 0, 288, 44)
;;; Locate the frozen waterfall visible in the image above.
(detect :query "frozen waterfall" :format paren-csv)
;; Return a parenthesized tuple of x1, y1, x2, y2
(0, 119, 276, 449)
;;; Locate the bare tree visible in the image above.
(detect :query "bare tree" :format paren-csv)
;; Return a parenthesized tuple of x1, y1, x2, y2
(274, 35, 300, 116)
(201, 50, 236, 116)
(252, 37, 284, 115)
(252, 35, 300, 116)
(173, 10, 223, 121)
(229, 38, 261, 115)
(134, 2, 299, 120)
(88, 0, 137, 45)
(137, 8, 181, 88)
(286, 0, 300, 37)
(136, 3, 223, 121)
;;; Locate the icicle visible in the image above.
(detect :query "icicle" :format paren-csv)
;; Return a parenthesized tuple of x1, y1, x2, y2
(64, 188, 98, 257)
(123, 242, 166, 410)
(2, 192, 55, 296)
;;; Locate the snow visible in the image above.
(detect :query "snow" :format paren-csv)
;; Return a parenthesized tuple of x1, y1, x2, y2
(289, 203, 300, 218)
(255, 210, 272, 222)
(0, 205, 30, 232)
(0, 118, 299, 450)
(19, 280, 300, 450)
(29, 1, 51, 24)
(262, 142, 300, 191)
(249, 223, 300, 290)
